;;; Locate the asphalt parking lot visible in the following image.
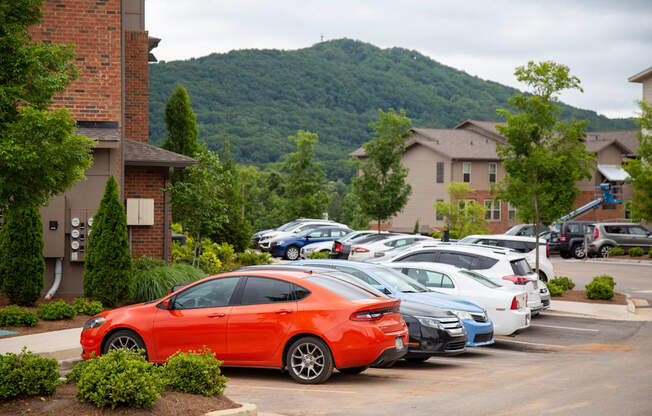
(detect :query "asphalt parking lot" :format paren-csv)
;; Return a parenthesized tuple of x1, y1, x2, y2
(222, 259, 652, 416)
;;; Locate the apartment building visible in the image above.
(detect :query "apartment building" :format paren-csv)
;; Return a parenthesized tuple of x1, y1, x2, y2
(351, 120, 638, 233)
(30, 0, 195, 297)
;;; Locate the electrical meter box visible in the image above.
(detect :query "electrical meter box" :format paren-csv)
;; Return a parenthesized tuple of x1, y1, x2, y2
(126, 198, 154, 226)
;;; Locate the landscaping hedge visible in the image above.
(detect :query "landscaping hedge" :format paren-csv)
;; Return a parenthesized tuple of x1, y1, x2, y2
(549, 276, 575, 291)
(37, 300, 76, 320)
(0, 348, 61, 400)
(629, 247, 644, 257)
(545, 282, 564, 297)
(608, 247, 625, 257)
(73, 298, 103, 316)
(585, 275, 615, 300)
(162, 348, 228, 396)
(0, 305, 38, 327)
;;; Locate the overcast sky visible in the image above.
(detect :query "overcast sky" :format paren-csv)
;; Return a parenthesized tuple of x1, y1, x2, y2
(146, 0, 652, 119)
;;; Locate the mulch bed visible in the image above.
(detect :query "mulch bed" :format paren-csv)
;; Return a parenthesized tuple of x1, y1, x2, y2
(0, 383, 239, 416)
(0, 296, 120, 339)
(552, 289, 627, 305)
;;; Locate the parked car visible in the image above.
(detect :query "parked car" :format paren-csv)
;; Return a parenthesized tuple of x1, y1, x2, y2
(558, 221, 595, 259)
(587, 222, 652, 257)
(348, 234, 434, 261)
(539, 230, 560, 255)
(457, 234, 554, 281)
(331, 232, 392, 260)
(390, 262, 530, 335)
(301, 230, 376, 259)
(377, 243, 546, 313)
(251, 219, 315, 248)
(80, 267, 408, 384)
(291, 260, 495, 347)
(504, 224, 550, 237)
(269, 226, 353, 260)
(258, 220, 345, 251)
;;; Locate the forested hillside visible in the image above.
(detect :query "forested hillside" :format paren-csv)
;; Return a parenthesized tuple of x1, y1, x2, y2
(148, 39, 635, 181)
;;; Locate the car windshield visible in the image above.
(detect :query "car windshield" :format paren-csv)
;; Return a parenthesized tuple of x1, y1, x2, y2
(369, 266, 429, 293)
(342, 232, 372, 243)
(277, 221, 300, 231)
(504, 225, 522, 235)
(459, 270, 501, 288)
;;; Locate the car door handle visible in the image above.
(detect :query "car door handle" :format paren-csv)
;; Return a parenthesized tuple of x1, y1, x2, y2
(207, 312, 226, 318)
(275, 309, 293, 315)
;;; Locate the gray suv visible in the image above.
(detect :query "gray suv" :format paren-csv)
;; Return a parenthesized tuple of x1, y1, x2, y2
(587, 223, 652, 257)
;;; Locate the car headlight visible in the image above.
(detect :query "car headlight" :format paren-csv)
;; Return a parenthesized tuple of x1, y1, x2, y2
(415, 316, 443, 329)
(83, 316, 106, 330)
(451, 310, 473, 321)
(277, 240, 285, 245)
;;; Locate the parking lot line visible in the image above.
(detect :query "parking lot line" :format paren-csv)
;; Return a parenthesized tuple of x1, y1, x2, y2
(227, 385, 359, 395)
(531, 324, 600, 332)
(633, 290, 652, 294)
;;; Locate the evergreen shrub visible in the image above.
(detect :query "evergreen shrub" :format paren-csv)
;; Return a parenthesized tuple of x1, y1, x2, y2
(0, 305, 38, 327)
(629, 247, 644, 257)
(585, 275, 615, 300)
(73, 298, 103, 316)
(594, 274, 615, 289)
(37, 300, 76, 320)
(234, 249, 270, 266)
(549, 276, 575, 291)
(545, 282, 564, 297)
(608, 247, 625, 256)
(0, 348, 61, 400)
(162, 348, 228, 396)
(308, 251, 330, 259)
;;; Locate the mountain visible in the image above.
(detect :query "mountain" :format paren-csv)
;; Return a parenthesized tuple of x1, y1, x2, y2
(148, 39, 636, 180)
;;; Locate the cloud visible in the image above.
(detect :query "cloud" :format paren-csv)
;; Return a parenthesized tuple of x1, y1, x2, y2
(146, 0, 652, 118)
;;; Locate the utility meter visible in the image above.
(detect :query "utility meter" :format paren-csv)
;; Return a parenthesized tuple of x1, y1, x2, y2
(71, 229, 80, 238)
(71, 240, 80, 250)
(71, 217, 80, 227)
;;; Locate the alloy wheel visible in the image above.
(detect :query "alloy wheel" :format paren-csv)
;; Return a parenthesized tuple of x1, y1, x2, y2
(573, 244, 585, 259)
(290, 342, 325, 381)
(286, 246, 300, 260)
(108, 335, 140, 352)
(600, 245, 612, 258)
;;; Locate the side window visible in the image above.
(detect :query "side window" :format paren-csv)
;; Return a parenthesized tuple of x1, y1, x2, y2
(629, 226, 649, 236)
(398, 251, 434, 262)
(334, 266, 380, 286)
(604, 225, 627, 234)
(173, 277, 240, 309)
(293, 284, 311, 301)
(394, 239, 409, 248)
(478, 239, 500, 247)
(438, 252, 474, 269)
(473, 256, 498, 270)
(441, 275, 455, 288)
(405, 268, 436, 286)
(240, 277, 293, 305)
(568, 224, 580, 233)
(308, 230, 325, 238)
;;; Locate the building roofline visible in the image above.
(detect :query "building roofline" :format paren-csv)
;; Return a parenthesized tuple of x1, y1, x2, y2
(628, 66, 652, 83)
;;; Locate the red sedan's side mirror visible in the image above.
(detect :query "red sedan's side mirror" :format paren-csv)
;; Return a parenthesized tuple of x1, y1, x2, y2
(162, 298, 172, 310)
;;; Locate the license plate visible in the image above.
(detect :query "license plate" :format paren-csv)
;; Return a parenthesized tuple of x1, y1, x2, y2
(395, 337, 404, 350)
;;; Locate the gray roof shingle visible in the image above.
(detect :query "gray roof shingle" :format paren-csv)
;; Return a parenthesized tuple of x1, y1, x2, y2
(124, 139, 197, 167)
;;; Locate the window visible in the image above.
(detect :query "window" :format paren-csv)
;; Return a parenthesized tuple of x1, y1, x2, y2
(307, 275, 379, 300)
(508, 202, 517, 221)
(438, 252, 476, 269)
(463, 162, 471, 183)
(333, 266, 380, 285)
(459, 270, 500, 288)
(629, 226, 650, 236)
(307, 230, 326, 238)
(330, 229, 347, 237)
(397, 251, 434, 262)
(488, 163, 497, 183)
(240, 277, 293, 305)
(436, 162, 444, 183)
(436, 199, 444, 221)
(483, 199, 501, 221)
(510, 259, 532, 276)
(173, 277, 239, 309)
(459, 199, 476, 212)
(293, 284, 311, 300)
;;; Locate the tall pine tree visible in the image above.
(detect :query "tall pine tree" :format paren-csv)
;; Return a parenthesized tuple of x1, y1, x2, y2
(83, 176, 133, 305)
(162, 85, 200, 158)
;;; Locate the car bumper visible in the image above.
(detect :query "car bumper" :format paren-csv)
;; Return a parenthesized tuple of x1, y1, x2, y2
(490, 309, 531, 336)
(80, 327, 107, 360)
(269, 245, 286, 258)
(327, 323, 408, 369)
(371, 346, 408, 366)
(461, 319, 494, 347)
(347, 253, 371, 261)
(406, 323, 467, 357)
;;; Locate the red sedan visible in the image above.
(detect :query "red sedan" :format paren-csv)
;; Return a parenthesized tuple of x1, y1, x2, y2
(80, 267, 408, 384)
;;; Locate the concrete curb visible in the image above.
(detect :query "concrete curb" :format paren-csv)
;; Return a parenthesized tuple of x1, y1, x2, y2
(205, 402, 257, 416)
(579, 258, 652, 266)
(626, 293, 636, 314)
(58, 356, 83, 371)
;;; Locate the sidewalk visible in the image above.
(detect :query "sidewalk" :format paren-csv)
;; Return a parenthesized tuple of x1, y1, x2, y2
(547, 299, 652, 321)
(0, 327, 82, 360)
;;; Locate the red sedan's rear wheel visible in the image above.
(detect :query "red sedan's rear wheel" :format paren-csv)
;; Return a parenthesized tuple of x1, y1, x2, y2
(286, 336, 334, 384)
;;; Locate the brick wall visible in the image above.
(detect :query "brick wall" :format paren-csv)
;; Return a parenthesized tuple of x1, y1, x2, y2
(124, 31, 149, 142)
(30, 0, 122, 124)
(124, 166, 171, 260)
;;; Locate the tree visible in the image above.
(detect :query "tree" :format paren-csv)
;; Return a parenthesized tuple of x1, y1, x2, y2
(281, 130, 329, 219)
(0, 0, 94, 210)
(0, 206, 45, 305)
(623, 101, 652, 221)
(161, 85, 200, 158)
(83, 176, 133, 305)
(435, 183, 489, 239)
(353, 109, 412, 232)
(494, 61, 595, 276)
(167, 151, 228, 266)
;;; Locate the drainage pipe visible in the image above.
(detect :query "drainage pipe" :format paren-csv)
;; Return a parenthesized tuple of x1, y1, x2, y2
(44, 257, 63, 300)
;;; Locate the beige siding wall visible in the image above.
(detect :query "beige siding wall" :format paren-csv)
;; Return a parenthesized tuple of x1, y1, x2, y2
(579, 144, 627, 191)
(451, 160, 502, 190)
(391, 145, 450, 231)
(643, 78, 652, 103)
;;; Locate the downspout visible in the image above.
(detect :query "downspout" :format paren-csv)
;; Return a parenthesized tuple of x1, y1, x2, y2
(120, 0, 126, 200)
(44, 258, 63, 300)
(164, 167, 173, 264)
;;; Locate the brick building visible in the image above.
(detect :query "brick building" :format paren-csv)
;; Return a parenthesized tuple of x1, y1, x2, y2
(351, 120, 638, 233)
(32, 0, 195, 297)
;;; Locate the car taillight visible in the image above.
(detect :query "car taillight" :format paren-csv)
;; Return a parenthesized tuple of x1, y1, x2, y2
(353, 247, 369, 253)
(510, 296, 520, 310)
(335, 243, 342, 252)
(546, 242, 549, 258)
(503, 275, 530, 285)
(594, 227, 599, 239)
(350, 306, 398, 321)
(560, 234, 566, 242)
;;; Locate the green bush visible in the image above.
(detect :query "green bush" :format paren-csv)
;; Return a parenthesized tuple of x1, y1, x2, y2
(37, 300, 76, 320)
(549, 276, 575, 291)
(608, 247, 625, 256)
(0, 305, 38, 327)
(0, 206, 45, 306)
(649, 249, 652, 258)
(545, 282, 564, 297)
(73, 298, 103, 316)
(162, 348, 228, 396)
(83, 176, 134, 306)
(76, 349, 161, 409)
(132, 263, 207, 302)
(0, 348, 61, 400)
(594, 274, 616, 289)
(65, 359, 91, 384)
(133, 256, 167, 271)
(629, 247, 644, 257)
(234, 249, 271, 266)
(585, 279, 615, 300)
(308, 251, 330, 259)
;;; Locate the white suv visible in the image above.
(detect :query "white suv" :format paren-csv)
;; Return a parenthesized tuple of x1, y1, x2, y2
(381, 243, 546, 313)
(458, 234, 554, 282)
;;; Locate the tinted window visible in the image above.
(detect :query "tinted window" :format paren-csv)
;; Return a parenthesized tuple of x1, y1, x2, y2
(604, 225, 628, 234)
(293, 284, 311, 300)
(510, 259, 532, 276)
(308, 275, 380, 300)
(404, 268, 447, 288)
(173, 277, 239, 309)
(438, 252, 475, 268)
(333, 266, 381, 285)
(397, 251, 434, 262)
(502, 241, 536, 253)
(369, 266, 429, 293)
(629, 226, 649, 236)
(567, 224, 580, 233)
(241, 277, 293, 305)
(474, 256, 499, 269)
